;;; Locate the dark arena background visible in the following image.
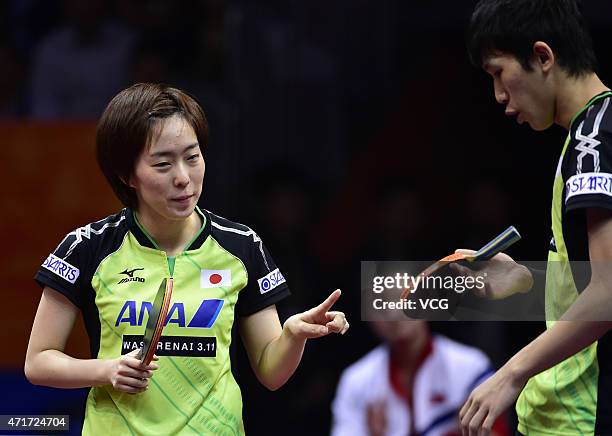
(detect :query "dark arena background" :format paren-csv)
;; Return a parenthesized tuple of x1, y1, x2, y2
(2, 1, 612, 434)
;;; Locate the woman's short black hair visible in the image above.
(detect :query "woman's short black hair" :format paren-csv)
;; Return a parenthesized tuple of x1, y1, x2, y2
(96, 83, 209, 209)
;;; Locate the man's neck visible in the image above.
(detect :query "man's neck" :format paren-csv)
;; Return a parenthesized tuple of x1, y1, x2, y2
(390, 331, 428, 371)
(555, 72, 609, 130)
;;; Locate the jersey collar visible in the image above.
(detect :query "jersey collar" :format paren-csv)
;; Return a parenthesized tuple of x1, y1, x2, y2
(126, 206, 211, 251)
(388, 332, 434, 403)
(569, 90, 612, 130)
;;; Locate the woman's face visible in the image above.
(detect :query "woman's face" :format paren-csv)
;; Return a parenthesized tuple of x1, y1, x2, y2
(129, 114, 204, 222)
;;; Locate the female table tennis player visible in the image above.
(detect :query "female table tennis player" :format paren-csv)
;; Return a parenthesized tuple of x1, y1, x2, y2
(25, 83, 349, 435)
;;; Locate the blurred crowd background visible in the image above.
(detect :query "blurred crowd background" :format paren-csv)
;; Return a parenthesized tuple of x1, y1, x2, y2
(3, 0, 612, 434)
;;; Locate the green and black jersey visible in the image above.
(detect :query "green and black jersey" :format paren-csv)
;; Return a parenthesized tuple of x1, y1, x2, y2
(35, 206, 290, 435)
(516, 91, 612, 436)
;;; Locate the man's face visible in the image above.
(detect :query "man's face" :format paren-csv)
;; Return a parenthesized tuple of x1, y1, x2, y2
(370, 320, 427, 344)
(483, 52, 555, 131)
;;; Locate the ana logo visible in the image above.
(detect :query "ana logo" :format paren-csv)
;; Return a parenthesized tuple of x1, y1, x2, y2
(118, 267, 145, 284)
(201, 270, 231, 288)
(115, 299, 224, 328)
(42, 254, 80, 284)
(257, 268, 286, 294)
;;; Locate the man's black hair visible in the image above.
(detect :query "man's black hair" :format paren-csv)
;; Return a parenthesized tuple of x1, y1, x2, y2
(468, 0, 598, 76)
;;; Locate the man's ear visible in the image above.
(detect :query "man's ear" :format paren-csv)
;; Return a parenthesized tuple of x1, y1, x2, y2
(533, 41, 555, 73)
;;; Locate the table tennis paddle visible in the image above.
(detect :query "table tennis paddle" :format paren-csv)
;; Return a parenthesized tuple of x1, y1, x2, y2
(399, 226, 521, 300)
(138, 277, 173, 365)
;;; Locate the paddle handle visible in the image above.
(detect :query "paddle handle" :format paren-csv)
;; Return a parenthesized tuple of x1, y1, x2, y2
(469, 226, 521, 261)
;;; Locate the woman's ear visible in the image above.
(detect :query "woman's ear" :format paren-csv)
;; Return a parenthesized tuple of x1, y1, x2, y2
(120, 175, 134, 189)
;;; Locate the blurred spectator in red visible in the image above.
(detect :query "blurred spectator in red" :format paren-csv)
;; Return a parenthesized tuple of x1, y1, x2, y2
(332, 320, 510, 436)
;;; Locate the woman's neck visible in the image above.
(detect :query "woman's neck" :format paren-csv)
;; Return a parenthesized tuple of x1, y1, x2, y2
(136, 208, 202, 256)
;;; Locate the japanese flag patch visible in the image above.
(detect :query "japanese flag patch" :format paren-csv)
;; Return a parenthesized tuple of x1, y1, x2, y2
(201, 269, 231, 288)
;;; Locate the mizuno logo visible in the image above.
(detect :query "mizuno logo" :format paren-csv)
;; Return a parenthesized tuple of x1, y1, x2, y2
(118, 267, 145, 284)
(120, 268, 144, 278)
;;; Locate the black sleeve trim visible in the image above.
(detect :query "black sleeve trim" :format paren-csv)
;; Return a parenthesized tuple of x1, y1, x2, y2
(34, 271, 83, 309)
(566, 198, 612, 213)
(237, 285, 291, 316)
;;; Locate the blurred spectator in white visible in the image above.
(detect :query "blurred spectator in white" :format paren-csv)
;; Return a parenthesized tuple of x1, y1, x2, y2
(331, 320, 510, 436)
(29, 0, 133, 119)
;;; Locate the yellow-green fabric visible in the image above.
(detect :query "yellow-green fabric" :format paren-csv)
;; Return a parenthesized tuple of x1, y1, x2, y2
(35, 207, 290, 435)
(516, 92, 612, 436)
